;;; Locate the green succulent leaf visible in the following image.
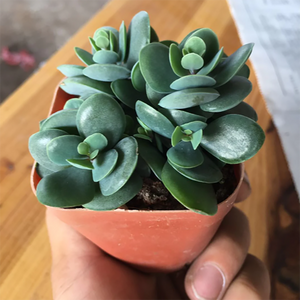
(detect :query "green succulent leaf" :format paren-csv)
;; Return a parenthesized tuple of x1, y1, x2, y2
(236, 64, 250, 78)
(77, 93, 126, 147)
(169, 152, 222, 183)
(137, 139, 166, 180)
(210, 43, 254, 87)
(161, 162, 217, 215)
(154, 133, 164, 153)
(145, 84, 168, 107)
(191, 129, 203, 150)
(74, 47, 94, 65)
(134, 133, 152, 142)
(167, 141, 204, 168)
(201, 114, 265, 163)
(92, 149, 118, 182)
(158, 108, 207, 125)
(57, 65, 84, 77)
(118, 21, 127, 62)
(171, 126, 184, 147)
(136, 157, 151, 177)
(90, 150, 99, 160)
(109, 30, 119, 52)
(47, 135, 84, 166)
(29, 129, 68, 171)
(100, 137, 138, 196)
(214, 101, 258, 121)
(131, 62, 146, 92)
(40, 109, 78, 134)
(178, 28, 200, 50)
(188, 28, 220, 63)
(36, 167, 94, 207)
(60, 76, 113, 97)
(89, 37, 100, 54)
(77, 142, 90, 155)
(170, 75, 216, 90)
(36, 163, 55, 178)
(93, 50, 119, 64)
(84, 172, 142, 211)
(181, 53, 204, 71)
(84, 133, 108, 152)
(159, 88, 219, 109)
(200, 76, 252, 112)
(150, 26, 159, 42)
(135, 101, 175, 138)
(126, 11, 151, 69)
(181, 120, 207, 132)
(66, 158, 94, 170)
(95, 36, 110, 49)
(184, 36, 206, 56)
(111, 79, 148, 109)
(198, 47, 224, 75)
(63, 99, 84, 110)
(137, 117, 152, 132)
(83, 64, 130, 82)
(140, 43, 179, 93)
(169, 44, 189, 77)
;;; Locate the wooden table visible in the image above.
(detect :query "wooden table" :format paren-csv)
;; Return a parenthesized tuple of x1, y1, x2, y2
(1, 0, 298, 299)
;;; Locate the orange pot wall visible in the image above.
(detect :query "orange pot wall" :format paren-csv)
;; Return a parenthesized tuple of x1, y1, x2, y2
(31, 86, 244, 272)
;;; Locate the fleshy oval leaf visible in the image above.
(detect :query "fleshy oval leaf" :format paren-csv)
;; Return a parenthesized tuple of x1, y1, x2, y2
(83, 64, 130, 82)
(92, 149, 118, 182)
(76, 93, 126, 147)
(137, 139, 166, 180)
(210, 43, 254, 87)
(131, 61, 146, 92)
(167, 141, 204, 168)
(66, 158, 94, 170)
(29, 129, 68, 171)
(47, 135, 84, 166)
(181, 53, 204, 70)
(36, 167, 94, 207)
(40, 109, 78, 134)
(169, 43, 189, 77)
(197, 47, 224, 75)
(99, 137, 138, 196)
(170, 75, 216, 90)
(74, 47, 94, 65)
(184, 36, 206, 56)
(60, 76, 113, 97)
(161, 162, 218, 215)
(84, 172, 142, 211)
(159, 88, 219, 109)
(64, 99, 84, 110)
(57, 65, 84, 77)
(126, 11, 151, 69)
(111, 79, 148, 109)
(200, 76, 252, 112)
(169, 153, 223, 183)
(201, 114, 265, 163)
(140, 43, 179, 93)
(136, 101, 175, 138)
(93, 50, 119, 64)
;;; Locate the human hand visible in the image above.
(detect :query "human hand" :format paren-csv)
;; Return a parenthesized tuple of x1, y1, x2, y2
(46, 175, 270, 300)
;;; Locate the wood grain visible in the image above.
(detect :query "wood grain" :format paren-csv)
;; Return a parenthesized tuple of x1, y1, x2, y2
(0, 0, 298, 299)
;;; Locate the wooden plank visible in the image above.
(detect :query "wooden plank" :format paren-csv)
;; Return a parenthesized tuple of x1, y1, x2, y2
(0, 0, 297, 298)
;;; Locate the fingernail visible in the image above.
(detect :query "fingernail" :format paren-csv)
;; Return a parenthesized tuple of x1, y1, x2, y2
(191, 264, 225, 300)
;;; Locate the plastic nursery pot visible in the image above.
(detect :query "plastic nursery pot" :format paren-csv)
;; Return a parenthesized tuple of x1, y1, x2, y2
(31, 86, 245, 272)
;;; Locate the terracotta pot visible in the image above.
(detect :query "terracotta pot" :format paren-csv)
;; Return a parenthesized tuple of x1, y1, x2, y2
(31, 86, 244, 272)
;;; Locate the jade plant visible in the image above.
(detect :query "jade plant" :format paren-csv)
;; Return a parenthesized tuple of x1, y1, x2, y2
(29, 11, 265, 216)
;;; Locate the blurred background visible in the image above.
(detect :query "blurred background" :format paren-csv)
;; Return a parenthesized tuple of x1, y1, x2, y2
(0, 0, 108, 103)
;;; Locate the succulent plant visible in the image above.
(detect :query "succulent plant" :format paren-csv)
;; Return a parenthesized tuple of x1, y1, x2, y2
(29, 11, 265, 216)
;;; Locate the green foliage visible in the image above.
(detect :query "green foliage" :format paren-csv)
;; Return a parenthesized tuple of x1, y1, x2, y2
(30, 11, 265, 215)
